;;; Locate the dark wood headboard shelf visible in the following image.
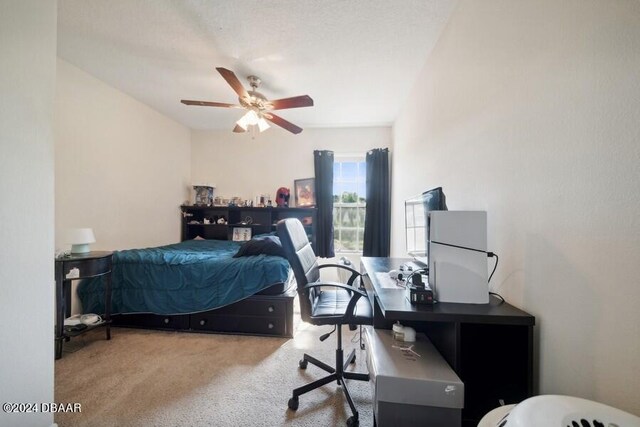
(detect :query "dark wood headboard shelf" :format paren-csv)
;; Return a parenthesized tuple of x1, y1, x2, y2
(181, 205, 317, 249)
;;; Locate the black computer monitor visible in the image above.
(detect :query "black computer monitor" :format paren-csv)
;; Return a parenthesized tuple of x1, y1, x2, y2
(405, 187, 448, 257)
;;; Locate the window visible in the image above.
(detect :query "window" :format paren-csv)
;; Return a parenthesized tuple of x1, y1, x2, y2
(333, 157, 366, 253)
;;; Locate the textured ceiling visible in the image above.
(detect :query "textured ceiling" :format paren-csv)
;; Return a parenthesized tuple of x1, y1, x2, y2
(57, 0, 456, 130)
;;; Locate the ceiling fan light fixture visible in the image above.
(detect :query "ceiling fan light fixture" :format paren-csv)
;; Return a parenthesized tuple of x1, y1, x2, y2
(257, 117, 270, 132)
(245, 110, 259, 126)
(182, 67, 313, 135)
(236, 116, 248, 131)
(236, 110, 259, 130)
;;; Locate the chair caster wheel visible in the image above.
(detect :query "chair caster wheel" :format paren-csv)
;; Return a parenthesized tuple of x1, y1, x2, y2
(299, 359, 308, 369)
(347, 415, 359, 426)
(350, 355, 356, 364)
(288, 397, 299, 411)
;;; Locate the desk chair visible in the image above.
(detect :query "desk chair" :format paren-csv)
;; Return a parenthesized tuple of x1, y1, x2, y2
(277, 218, 373, 427)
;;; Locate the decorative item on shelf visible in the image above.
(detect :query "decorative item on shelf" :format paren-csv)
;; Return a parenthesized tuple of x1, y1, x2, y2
(213, 196, 225, 206)
(229, 196, 244, 207)
(294, 178, 316, 207)
(276, 187, 290, 207)
(232, 227, 252, 241)
(193, 185, 215, 206)
(267, 199, 273, 207)
(254, 194, 270, 207)
(301, 216, 313, 226)
(216, 217, 227, 224)
(65, 228, 96, 254)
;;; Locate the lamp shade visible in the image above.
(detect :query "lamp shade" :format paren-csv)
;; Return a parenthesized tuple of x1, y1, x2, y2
(257, 117, 270, 132)
(65, 228, 96, 254)
(236, 110, 260, 131)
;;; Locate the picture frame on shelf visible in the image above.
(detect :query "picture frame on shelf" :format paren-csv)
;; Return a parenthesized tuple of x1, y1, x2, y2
(294, 178, 316, 207)
(193, 185, 215, 206)
(232, 227, 252, 242)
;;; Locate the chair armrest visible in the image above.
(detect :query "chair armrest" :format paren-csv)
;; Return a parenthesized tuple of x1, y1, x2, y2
(304, 281, 368, 318)
(303, 281, 367, 297)
(317, 263, 362, 287)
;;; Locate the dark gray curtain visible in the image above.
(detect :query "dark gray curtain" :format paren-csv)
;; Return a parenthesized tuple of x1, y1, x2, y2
(313, 150, 335, 258)
(363, 148, 390, 257)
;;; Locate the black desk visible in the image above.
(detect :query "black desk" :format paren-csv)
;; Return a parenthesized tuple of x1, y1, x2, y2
(54, 251, 113, 359)
(361, 257, 535, 426)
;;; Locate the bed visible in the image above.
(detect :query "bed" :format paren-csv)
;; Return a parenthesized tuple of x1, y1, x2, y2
(77, 238, 296, 337)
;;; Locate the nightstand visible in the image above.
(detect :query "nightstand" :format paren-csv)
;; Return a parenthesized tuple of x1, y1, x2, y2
(54, 251, 113, 359)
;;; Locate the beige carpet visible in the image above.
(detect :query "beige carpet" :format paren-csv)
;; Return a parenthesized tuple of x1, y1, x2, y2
(55, 309, 373, 427)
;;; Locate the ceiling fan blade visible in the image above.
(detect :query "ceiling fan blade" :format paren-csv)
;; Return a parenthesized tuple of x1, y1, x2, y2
(269, 95, 314, 110)
(264, 113, 303, 134)
(181, 100, 241, 108)
(233, 124, 246, 133)
(216, 67, 249, 99)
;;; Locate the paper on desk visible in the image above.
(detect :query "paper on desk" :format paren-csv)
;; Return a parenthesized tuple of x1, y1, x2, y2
(375, 272, 404, 289)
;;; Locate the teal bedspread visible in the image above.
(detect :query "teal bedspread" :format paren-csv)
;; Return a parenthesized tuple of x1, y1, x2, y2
(77, 239, 290, 315)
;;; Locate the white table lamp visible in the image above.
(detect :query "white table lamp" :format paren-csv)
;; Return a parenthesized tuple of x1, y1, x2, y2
(66, 228, 96, 254)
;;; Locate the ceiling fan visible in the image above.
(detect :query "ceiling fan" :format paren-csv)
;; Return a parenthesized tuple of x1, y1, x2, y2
(181, 67, 313, 135)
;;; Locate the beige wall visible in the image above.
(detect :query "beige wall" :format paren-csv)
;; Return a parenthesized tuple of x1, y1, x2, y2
(391, 0, 640, 415)
(55, 59, 191, 252)
(191, 127, 390, 205)
(0, 1, 56, 426)
(192, 127, 391, 279)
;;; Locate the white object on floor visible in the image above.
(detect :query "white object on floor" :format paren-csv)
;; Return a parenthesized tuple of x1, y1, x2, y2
(80, 313, 102, 325)
(478, 404, 515, 426)
(65, 267, 80, 279)
(479, 395, 640, 427)
(64, 315, 82, 326)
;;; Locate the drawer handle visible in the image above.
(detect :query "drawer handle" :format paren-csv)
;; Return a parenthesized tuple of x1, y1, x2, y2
(199, 319, 206, 326)
(268, 305, 275, 313)
(268, 322, 274, 329)
(164, 317, 170, 324)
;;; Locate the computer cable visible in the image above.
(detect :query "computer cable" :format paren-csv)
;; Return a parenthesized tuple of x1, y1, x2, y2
(431, 240, 488, 254)
(394, 278, 407, 289)
(488, 252, 499, 283)
(431, 240, 500, 284)
(486, 252, 505, 304)
(411, 244, 503, 303)
(489, 292, 505, 304)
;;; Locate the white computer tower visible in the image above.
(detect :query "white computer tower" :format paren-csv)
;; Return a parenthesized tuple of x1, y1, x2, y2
(427, 211, 489, 304)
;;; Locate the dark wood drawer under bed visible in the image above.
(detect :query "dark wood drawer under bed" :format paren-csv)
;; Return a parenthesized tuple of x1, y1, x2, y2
(110, 287, 296, 338)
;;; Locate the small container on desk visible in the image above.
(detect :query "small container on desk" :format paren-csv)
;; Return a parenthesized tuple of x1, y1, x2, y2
(54, 251, 113, 359)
